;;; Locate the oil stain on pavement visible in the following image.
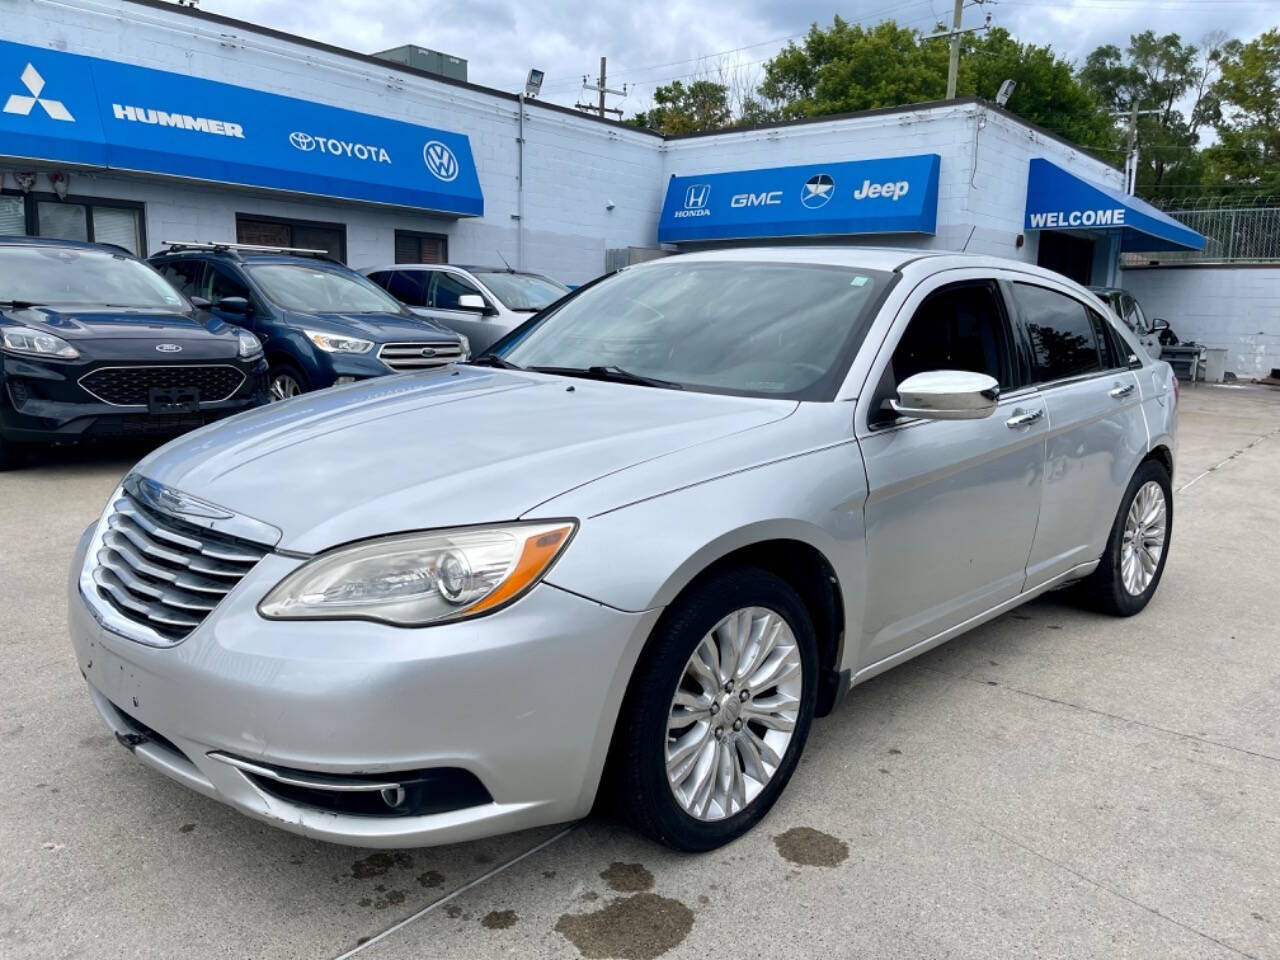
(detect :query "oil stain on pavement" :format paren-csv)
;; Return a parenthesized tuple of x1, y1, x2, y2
(773, 826, 849, 867)
(600, 861, 655, 892)
(481, 909, 518, 929)
(555, 893, 695, 960)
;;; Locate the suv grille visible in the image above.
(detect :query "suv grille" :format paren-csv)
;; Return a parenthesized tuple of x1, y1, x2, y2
(91, 490, 269, 643)
(80, 365, 245, 406)
(378, 341, 464, 372)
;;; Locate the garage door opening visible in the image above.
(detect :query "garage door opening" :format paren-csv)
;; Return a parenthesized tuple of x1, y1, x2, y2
(1036, 230, 1095, 285)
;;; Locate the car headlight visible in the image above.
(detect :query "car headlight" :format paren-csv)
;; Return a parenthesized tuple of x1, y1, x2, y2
(2, 326, 79, 359)
(304, 329, 373, 354)
(258, 520, 576, 626)
(235, 329, 264, 359)
(458, 334, 471, 360)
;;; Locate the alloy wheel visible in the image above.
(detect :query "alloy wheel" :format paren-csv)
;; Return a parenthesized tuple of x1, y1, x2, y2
(665, 606, 803, 821)
(1121, 480, 1167, 595)
(268, 373, 303, 402)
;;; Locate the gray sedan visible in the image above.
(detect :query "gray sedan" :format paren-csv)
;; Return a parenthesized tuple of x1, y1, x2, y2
(68, 247, 1177, 852)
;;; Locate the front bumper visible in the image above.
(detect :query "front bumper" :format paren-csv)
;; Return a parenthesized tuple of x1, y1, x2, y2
(1, 355, 268, 443)
(68, 528, 659, 847)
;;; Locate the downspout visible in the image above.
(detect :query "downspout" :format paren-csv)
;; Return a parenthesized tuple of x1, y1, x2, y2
(517, 92, 525, 270)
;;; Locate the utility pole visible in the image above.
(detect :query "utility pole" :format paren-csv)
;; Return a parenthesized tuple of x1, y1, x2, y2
(946, 0, 964, 100)
(1109, 102, 1160, 195)
(575, 57, 627, 119)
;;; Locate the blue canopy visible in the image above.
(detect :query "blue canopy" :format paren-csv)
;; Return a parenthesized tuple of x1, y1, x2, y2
(1024, 158, 1202, 253)
(0, 38, 483, 217)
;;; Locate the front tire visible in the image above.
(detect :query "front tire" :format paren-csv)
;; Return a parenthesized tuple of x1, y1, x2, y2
(267, 363, 308, 402)
(1083, 459, 1173, 616)
(611, 567, 818, 852)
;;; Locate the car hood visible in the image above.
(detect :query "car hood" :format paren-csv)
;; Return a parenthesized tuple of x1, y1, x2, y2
(4, 305, 231, 340)
(136, 366, 796, 553)
(288, 310, 458, 342)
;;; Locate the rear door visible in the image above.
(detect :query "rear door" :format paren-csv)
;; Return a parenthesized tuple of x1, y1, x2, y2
(1010, 280, 1148, 586)
(425, 270, 499, 348)
(855, 272, 1048, 669)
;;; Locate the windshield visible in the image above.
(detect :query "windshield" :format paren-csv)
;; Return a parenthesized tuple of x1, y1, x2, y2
(473, 271, 569, 311)
(0, 246, 186, 309)
(497, 260, 892, 400)
(248, 264, 404, 314)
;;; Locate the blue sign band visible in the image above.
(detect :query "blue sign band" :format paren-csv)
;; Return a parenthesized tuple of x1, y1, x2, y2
(0, 38, 483, 216)
(658, 154, 940, 244)
(1024, 158, 1202, 253)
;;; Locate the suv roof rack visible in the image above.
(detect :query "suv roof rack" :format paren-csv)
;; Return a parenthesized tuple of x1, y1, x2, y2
(157, 240, 336, 262)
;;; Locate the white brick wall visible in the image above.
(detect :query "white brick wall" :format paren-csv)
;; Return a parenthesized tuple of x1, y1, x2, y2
(0, 0, 1122, 285)
(1119, 266, 1280, 379)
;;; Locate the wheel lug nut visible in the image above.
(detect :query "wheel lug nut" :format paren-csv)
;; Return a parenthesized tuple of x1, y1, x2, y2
(714, 726, 725, 740)
(709, 702, 719, 715)
(739, 689, 749, 702)
(732, 719, 743, 731)
(724, 680, 734, 693)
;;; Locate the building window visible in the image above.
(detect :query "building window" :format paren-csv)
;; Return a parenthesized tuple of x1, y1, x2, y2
(236, 214, 347, 262)
(5, 192, 147, 254)
(394, 229, 448, 264)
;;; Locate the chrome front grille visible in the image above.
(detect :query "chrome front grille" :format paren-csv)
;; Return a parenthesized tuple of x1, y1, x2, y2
(378, 341, 464, 372)
(90, 490, 269, 643)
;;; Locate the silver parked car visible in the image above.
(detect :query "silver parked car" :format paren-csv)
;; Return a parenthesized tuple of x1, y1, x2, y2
(69, 248, 1177, 852)
(361, 263, 570, 354)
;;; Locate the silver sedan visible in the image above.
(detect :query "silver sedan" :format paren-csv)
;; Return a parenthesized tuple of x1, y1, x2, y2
(68, 247, 1177, 851)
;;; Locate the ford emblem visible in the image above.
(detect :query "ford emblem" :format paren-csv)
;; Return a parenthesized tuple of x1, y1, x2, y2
(420, 347, 437, 358)
(155, 343, 183, 353)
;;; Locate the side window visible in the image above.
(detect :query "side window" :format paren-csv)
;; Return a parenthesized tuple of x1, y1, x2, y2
(207, 263, 251, 303)
(888, 281, 1014, 388)
(430, 271, 482, 310)
(1089, 309, 1122, 369)
(1013, 283, 1103, 383)
(386, 270, 429, 307)
(156, 259, 205, 298)
(1129, 297, 1149, 334)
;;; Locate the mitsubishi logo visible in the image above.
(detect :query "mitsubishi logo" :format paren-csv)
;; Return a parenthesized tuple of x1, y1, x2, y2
(3, 64, 74, 122)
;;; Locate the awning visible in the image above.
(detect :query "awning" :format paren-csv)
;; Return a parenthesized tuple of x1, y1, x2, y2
(0, 38, 484, 217)
(1024, 158, 1202, 253)
(658, 154, 940, 244)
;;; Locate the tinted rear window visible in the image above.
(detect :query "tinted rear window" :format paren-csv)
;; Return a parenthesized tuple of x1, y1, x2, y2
(1013, 282, 1103, 382)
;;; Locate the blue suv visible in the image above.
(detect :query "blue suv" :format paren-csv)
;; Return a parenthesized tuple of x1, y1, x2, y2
(150, 243, 468, 400)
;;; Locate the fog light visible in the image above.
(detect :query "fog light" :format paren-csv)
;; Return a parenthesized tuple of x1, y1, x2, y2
(334, 376, 357, 386)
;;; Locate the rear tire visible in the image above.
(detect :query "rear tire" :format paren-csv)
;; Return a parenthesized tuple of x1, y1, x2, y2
(267, 363, 308, 402)
(1082, 459, 1172, 616)
(610, 567, 818, 852)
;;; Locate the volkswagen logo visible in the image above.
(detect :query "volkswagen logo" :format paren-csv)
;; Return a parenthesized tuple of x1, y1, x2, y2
(289, 131, 316, 152)
(155, 343, 183, 353)
(419, 347, 438, 358)
(423, 140, 459, 182)
(801, 173, 835, 209)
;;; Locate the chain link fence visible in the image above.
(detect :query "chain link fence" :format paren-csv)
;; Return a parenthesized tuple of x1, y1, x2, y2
(1123, 197, 1280, 265)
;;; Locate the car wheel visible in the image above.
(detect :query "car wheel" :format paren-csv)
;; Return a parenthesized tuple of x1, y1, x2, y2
(1084, 459, 1173, 616)
(611, 567, 818, 852)
(267, 364, 308, 402)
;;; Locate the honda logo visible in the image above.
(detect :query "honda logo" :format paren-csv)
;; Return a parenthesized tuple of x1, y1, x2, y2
(3, 63, 74, 122)
(684, 184, 711, 209)
(423, 140, 459, 182)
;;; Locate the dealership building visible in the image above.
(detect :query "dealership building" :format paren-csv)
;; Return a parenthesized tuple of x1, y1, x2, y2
(2, 0, 1203, 289)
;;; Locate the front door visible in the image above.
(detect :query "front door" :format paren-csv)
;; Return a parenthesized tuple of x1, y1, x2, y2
(1011, 280, 1149, 585)
(855, 275, 1048, 670)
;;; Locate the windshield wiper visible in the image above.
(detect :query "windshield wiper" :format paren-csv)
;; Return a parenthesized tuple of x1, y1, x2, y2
(0, 300, 43, 310)
(531, 365, 684, 390)
(466, 354, 525, 371)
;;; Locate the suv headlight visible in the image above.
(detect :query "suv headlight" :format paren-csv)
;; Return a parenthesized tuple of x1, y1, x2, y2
(2, 326, 80, 359)
(304, 330, 373, 354)
(458, 334, 471, 361)
(235, 329, 263, 359)
(258, 521, 576, 626)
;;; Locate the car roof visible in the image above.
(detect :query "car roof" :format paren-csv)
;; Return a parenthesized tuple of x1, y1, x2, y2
(0, 234, 131, 255)
(150, 249, 348, 268)
(1088, 285, 1125, 296)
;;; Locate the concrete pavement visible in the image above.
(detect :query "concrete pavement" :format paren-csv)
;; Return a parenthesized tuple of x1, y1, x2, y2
(1, 383, 1277, 959)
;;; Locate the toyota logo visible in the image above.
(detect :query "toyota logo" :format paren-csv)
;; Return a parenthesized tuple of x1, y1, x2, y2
(423, 140, 459, 182)
(289, 131, 315, 152)
(801, 173, 835, 209)
(155, 343, 183, 353)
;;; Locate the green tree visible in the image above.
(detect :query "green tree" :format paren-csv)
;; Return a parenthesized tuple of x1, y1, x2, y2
(631, 79, 732, 135)
(1204, 29, 1280, 194)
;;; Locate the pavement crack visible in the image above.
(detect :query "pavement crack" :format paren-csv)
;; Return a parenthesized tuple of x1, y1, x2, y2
(979, 823, 1260, 959)
(1177, 424, 1280, 493)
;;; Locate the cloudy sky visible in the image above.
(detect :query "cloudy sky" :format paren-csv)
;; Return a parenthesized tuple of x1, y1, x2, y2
(205, 0, 1277, 114)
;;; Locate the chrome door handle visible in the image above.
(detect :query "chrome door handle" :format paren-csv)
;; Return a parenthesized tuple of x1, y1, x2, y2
(1005, 408, 1043, 429)
(1109, 383, 1136, 398)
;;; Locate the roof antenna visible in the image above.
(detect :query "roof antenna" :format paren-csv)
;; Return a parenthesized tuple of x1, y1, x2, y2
(961, 225, 977, 252)
(496, 249, 513, 271)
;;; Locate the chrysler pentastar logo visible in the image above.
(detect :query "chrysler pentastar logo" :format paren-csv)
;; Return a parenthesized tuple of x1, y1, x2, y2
(135, 477, 234, 520)
(2, 63, 74, 122)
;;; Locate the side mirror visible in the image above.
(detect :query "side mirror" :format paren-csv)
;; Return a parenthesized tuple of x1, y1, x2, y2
(189, 296, 211, 310)
(1151, 318, 1169, 331)
(890, 370, 1000, 421)
(457, 293, 489, 313)
(214, 296, 252, 315)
